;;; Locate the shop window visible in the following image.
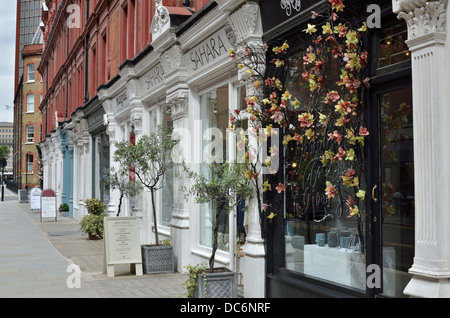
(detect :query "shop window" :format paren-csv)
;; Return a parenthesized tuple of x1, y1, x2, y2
(379, 23, 410, 68)
(270, 13, 413, 297)
(199, 84, 230, 250)
(282, 49, 367, 292)
(161, 105, 174, 227)
(92, 132, 110, 204)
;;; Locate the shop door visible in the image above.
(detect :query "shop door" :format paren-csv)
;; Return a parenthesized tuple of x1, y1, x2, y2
(367, 78, 414, 297)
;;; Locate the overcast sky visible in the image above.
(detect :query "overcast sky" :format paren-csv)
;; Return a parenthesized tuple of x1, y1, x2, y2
(0, 1, 17, 123)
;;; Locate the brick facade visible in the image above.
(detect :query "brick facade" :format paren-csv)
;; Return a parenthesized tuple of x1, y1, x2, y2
(39, 0, 201, 141)
(13, 44, 43, 189)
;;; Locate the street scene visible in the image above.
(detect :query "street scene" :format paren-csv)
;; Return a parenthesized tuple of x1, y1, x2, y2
(0, 186, 187, 298)
(1, 0, 450, 299)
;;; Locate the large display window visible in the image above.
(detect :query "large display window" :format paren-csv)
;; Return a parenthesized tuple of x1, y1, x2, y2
(199, 84, 230, 251)
(265, 4, 414, 298)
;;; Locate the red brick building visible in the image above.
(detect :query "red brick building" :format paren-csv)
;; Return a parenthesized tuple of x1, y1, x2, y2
(38, 0, 208, 139)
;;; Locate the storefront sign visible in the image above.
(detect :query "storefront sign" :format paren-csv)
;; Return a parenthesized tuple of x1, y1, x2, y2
(260, 0, 317, 33)
(41, 189, 57, 222)
(103, 217, 143, 278)
(30, 187, 42, 212)
(184, 24, 236, 75)
(280, 0, 302, 16)
(116, 91, 129, 108)
(143, 63, 165, 91)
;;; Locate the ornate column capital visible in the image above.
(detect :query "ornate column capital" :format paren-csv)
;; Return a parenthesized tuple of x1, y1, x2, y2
(169, 97, 189, 121)
(395, 0, 448, 46)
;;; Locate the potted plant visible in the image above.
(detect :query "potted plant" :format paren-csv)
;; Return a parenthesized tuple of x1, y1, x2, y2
(80, 198, 106, 240)
(113, 126, 179, 274)
(182, 160, 253, 298)
(59, 203, 70, 217)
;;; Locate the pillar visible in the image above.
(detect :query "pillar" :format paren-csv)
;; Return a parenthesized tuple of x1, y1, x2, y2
(394, 0, 450, 297)
(227, 0, 265, 298)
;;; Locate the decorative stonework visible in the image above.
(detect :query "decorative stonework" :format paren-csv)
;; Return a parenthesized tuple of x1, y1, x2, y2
(396, 0, 448, 41)
(169, 97, 189, 121)
(151, 0, 170, 39)
(161, 44, 185, 75)
(228, 2, 262, 45)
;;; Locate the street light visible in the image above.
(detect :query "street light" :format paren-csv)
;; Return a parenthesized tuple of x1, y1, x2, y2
(1, 158, 6, 201)
(25, 153, 28, 193)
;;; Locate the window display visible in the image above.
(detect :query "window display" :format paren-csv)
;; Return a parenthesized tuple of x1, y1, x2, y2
(199, 85, 230, 251)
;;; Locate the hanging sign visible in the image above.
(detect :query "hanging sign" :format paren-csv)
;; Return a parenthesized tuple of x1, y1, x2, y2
(41, 189, 57, 222)
(30, 187, 42, 212)
(103, 217, 143, 278)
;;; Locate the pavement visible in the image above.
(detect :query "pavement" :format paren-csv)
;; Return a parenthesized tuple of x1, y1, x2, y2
(0, 186, 188, 298)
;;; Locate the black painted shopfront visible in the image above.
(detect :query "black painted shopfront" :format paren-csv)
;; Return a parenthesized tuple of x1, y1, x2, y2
(260, 0, 414, 298)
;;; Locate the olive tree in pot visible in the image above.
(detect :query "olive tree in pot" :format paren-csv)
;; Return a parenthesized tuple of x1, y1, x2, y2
(182, 160, 253, 298)
(113, 126, 179, 274)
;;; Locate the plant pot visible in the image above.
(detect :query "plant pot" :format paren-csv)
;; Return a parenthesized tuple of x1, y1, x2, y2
(141, 245, 174, 274)
(88, 233, 102, 240)
(195, 269, 237, 298)
(60, 210, 69, 217)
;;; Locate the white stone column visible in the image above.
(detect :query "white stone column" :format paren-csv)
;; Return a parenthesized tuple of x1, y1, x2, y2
(228, 0, 266, 298)
(170, 97, 191, 273)
(394, 0, 450, 297)
(106, 115, 118, 217)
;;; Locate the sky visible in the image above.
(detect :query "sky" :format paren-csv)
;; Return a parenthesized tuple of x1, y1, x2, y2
(0, 1, 17, 123)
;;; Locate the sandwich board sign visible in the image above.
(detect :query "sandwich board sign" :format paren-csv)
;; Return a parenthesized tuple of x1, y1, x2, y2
(30, 187, 42, 212)
(41, 189, 57, 222)
(103, 217, 143, 278)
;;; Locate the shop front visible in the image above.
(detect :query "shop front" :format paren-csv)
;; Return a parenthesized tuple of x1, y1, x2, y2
(260, 0, 415, 297)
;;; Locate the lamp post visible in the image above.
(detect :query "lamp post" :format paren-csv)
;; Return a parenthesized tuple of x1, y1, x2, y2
(1, 158, 6, 201)
(25, 153, 28, 193)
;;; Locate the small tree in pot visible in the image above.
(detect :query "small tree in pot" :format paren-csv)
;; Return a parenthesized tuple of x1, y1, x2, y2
(183, 160, 253, 297)
(113, 126, 179, 273)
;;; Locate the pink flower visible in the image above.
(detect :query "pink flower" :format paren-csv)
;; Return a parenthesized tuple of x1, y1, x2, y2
(359, 126, 369, 136)
(333, 147, 346, 162)
(325, 181, 337, 198)
(293, 133, 302, 142)
(276, 183, 286, 194)
(271, 111, 284, 124)
(298, 112, 314, 128)
(328, 130, 342, 144)
(325, 91, 340, 104)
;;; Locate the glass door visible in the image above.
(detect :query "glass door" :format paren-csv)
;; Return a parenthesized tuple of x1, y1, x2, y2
(369, 81, 414, 297)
